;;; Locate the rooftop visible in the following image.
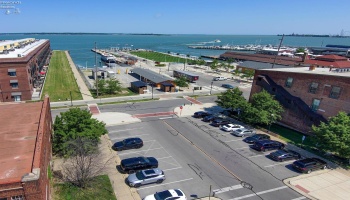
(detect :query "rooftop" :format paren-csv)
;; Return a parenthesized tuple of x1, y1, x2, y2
(0, 39, 48, 59)
(0, 102, 43, 184)
(238, 61, 292, 70)
(132, 68, 173, 83)
(260, 67, 350, 77)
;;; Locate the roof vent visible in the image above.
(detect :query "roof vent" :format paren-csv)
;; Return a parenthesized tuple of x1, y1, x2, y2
(17, 54, 22, 57)
(309, 65, 316, 71)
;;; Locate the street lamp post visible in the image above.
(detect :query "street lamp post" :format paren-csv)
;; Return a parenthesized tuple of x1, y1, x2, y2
(151, 83, 154, 99)
(210, 81, 213, 95)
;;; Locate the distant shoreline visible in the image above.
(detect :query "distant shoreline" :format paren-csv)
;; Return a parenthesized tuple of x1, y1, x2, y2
(278, 34, 350, 38)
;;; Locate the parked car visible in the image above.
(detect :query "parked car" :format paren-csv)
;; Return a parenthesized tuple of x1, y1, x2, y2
(232, 128, 256, 137)
(243, 134, 271, 144)
(221, 84, 234, 89)
(221, 124, 244, 132)
(202, 115, 217, 122)
(143, 189, 187, 200)
(211, 119, 230, 127)
(119, 156, 158, 174)
(112, 137, 143, 151)
(251, 140, 285, 152)
(292, 158, 328, 174)
(127, 168, 165, 187)
(213, 76, 227, 81)
(268, 149, 301, 162)
(193, 111, 210, 118)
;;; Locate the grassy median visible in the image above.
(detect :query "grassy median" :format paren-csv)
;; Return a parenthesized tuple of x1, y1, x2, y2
(41, 51, 82, 102)
(131, 51, 188, 63)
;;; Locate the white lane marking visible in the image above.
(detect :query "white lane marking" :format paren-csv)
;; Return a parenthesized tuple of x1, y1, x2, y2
(109, 134, 149, 140)
(157, 156, 173, 160)
(248, 154, 267, 158)
(157, 143, 182, 167)
(229, 186, 288, 200)
(235, 147, 250, 150)
(117, 147, 163, 156)
(291, 197, 307, 200)
(109, 127, 143, 133)
(159, 116, 174, 119)
(264, 160, 295, 168)
(162, 167, 182, 172)
(226, 139, 243, 142)
(136, 178, 193, 190)
(213, 184, 243, 194)
(141, 140, 156, 143)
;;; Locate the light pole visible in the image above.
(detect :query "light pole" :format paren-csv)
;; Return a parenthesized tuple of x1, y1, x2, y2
(151, 83, 154, 99)
(210, 81, 213, 95)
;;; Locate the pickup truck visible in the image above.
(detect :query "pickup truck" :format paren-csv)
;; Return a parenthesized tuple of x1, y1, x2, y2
(213, 76, 227, 81)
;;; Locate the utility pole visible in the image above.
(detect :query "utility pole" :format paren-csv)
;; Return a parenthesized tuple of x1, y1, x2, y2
(95, 42, 99, 97)
(271, 34, 284, 69)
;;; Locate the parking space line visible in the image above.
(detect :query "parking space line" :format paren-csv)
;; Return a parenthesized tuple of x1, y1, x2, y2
(264, 160, 295, 168)
(248, 153, 269, 158)
(291, 197, 306, 200)
(226, 138, 243, 142)
(117, 147, 163, 156)
(142, 140, 156, 143)
(157, 156, 173, 160)
(157, 142, 182, 167)
(136, 178, 193, 190)
(213, 184, 243, 194)
(109, 134, 150, 140)
(229, 186, 288, 200)
(235, 147, 250, 150)
(109, 127, 143, 133)
(163, 167, 182, 172)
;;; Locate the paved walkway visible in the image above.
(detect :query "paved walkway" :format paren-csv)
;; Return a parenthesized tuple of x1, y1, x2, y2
(65, 51, 94, 100)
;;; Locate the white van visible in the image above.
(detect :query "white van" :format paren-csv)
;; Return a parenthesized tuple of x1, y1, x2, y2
(213, 76, 227, 81)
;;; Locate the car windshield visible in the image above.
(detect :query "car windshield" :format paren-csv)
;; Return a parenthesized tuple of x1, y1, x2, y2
(135, 171, 146, 180)
(154, 190, 172, 200)
(273, 150, 287, 156)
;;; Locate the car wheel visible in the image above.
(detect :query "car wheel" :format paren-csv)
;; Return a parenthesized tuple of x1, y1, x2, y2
(156, 179, 164, 184)
(307, 169, 312, 174)
(152, 166, 157, 169)
(129, 170, 135, 174)
(134, 183, 141, 188)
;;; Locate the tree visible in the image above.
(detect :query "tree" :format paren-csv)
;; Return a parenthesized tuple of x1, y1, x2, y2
(216, 87, 249, 118)
(296, 48, 305, 53)
(312, 112, 350, 161)
(174, 76, 189, 91)
(105, 79, 122, 94)
(53, 108, 107, 156)
(240, 70, 255, 80)
(243, 90, 283, 126)
(96, 79, 106, 96)
(210, 59, 219, 71)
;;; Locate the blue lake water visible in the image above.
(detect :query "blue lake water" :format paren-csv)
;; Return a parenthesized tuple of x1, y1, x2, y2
(2, 34, 350, 67)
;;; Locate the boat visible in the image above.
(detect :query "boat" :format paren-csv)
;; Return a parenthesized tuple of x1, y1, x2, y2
(101, 54, 116, 63)
(214, 39, 221, 43)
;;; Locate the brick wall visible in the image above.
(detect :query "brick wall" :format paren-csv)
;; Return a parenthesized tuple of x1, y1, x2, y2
(251, 69, 350, 132)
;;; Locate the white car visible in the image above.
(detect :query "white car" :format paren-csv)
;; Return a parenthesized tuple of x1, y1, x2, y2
(221, 124, 244, 132)
(143, 189, 187, 200)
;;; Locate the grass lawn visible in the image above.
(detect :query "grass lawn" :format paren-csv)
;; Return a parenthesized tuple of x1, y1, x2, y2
(41, 51, 82, 101)
(90, 88, 137, 98)
(54, 175, 116, 200)
(131, 51, 188, 63)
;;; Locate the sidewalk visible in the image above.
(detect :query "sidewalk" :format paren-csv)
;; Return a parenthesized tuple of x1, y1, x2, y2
(65, 51, 94, 100)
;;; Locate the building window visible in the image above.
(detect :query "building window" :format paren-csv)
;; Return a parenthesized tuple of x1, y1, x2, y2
(11, 196, 24, 200)
(285, 77, 293, 88)
(12, 95, 21, 102)
(10, 82, 18, 89)
(330, 86, 341, 99)
(8, 71, 17, 76)
(309, 82, 318, 94)
(311, 99, 321, 111)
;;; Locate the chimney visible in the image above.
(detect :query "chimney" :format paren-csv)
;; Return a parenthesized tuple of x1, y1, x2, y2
(302, 52, 308, 62)
(309, 65, 316, 71)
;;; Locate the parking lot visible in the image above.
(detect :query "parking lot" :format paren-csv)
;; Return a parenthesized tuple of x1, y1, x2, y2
(106, 110, 305, 200)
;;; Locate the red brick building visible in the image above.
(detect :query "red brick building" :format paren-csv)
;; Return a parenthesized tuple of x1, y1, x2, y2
(251, 64, 350, 133)
(0, 97, 52, 200)
(0, 39, 51, 102)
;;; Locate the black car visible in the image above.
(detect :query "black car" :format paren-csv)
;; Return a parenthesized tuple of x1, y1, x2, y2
(243, 134, 271, 144)
(119, 156, 158, 174)
(112, 137, 143, 151)
(202, 115, 217, 122)
(251, 139, 285, 152)
(268, 149, 301, 162)
(210, 119, 230, 127)
(193, 111, 210, 118)
(292, 158, 328, 174)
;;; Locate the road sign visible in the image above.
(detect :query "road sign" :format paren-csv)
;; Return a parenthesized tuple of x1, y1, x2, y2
(180, 106, 183, 109)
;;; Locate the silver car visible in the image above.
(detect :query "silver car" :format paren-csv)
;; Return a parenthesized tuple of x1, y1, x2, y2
(127, 168, 165, 187)
(232, 128, 256, 137)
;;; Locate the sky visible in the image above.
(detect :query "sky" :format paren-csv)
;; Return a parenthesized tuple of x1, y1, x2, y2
(1, 0, 350, 35)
